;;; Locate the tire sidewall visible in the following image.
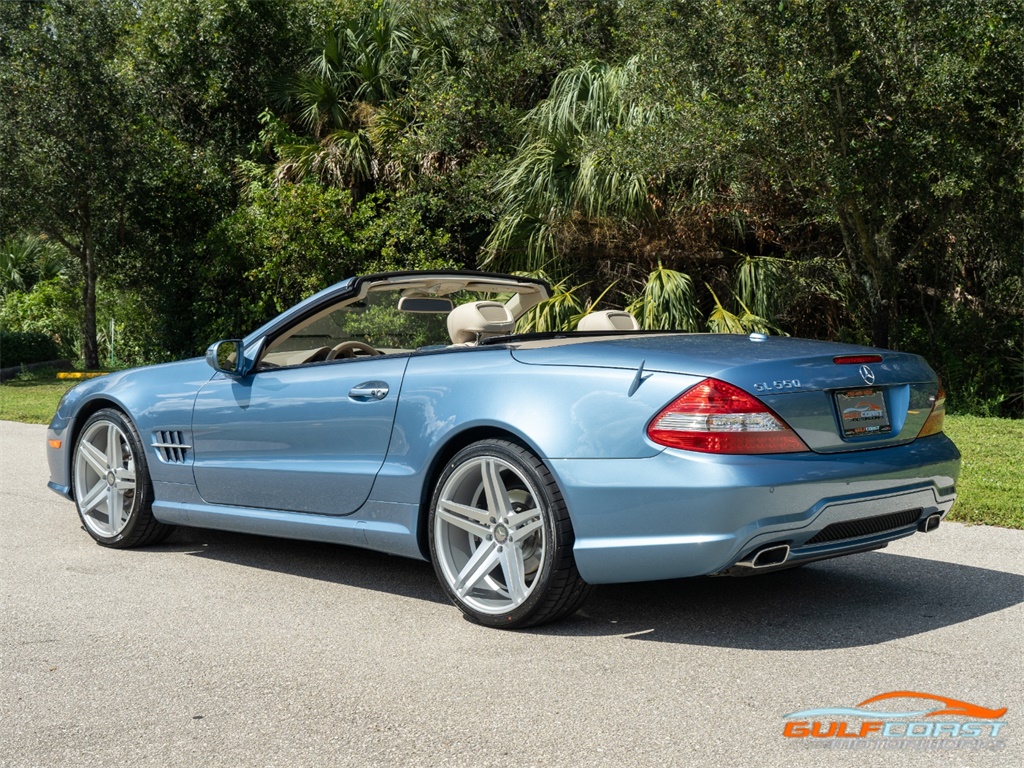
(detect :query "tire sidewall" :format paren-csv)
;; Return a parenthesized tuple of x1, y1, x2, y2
(74, 408, 151, 547)
(428, 439, 562, 628)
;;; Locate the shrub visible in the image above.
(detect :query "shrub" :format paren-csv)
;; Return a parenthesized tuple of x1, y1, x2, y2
(96, 283, 172, 367)
(0, 330, 62, 367)
(0, 278, 81, 358)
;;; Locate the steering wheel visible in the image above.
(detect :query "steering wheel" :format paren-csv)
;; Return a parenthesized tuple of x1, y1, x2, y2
(326, 340, 383, 360)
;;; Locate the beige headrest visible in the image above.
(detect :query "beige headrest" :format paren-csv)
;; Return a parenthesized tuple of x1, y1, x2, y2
(577, 310, 640, 332)
(447, 301, 516, 345)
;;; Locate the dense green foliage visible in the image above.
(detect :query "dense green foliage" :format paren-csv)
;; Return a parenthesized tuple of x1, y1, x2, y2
(0, 0, 1020, 414)
(0, 330, 61, 367)
(0, 278, 80, 358)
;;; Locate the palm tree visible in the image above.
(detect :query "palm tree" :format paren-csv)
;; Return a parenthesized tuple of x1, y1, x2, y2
(483, 56, 662, 271)
(0, 234, 69, 298)
(626, 263, 701, 332)
(734, 255, 788, 322)
(706, 285, 784, 335)
(513, 269, 618, 333)
(266, 0, 459, 193)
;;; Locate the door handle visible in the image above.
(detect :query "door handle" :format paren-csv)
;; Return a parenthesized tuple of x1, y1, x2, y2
(349, 381, 389, 401)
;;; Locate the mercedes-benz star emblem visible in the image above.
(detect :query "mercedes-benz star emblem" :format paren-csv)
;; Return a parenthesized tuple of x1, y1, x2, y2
(859, 364, 876, 385)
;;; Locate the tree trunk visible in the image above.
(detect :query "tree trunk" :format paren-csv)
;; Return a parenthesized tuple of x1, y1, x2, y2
(80, 212, 100, 369)
(80, 255, 99, 369)
(838, 205, 894, 349)
(867, 277, 892, 350)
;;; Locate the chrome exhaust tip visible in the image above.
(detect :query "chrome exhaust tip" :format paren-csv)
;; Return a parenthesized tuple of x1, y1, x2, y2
(751, 544, 791, 568)
(722, 543, 792, 574)
(918, 514, 941, 533)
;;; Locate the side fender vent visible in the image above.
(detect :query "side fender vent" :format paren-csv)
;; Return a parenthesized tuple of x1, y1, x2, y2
(151, 430, 192, 464)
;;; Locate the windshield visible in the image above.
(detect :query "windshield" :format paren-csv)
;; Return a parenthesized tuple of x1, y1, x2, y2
(274, 291, 452, 353)
(257, 285, 510, 369)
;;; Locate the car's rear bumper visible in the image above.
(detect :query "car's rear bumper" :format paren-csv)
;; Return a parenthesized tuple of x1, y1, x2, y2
(550, 434, 960, 584)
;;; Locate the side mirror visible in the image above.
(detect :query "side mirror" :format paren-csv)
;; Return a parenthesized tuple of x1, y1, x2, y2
(206, 339, 246, 376)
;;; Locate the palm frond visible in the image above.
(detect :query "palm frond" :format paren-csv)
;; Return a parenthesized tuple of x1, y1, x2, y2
(735, 255, 789, 321)
(626, 264, 701, 332)
(485, 56, 663, 270)
(1, 234, 70, 296)
(513, 270, 587, 333)
(706, 285, 746, 334)
(273, 127, 374, 188)
(706, 285, 787, 335)
(267, 0, 460, 191)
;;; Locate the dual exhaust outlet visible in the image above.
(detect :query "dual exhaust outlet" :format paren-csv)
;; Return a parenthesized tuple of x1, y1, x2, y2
(737, 543, 791, 570)
(737, 513, 942, 571)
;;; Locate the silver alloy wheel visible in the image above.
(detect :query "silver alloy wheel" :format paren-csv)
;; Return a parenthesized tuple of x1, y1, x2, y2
(433, 455, 547, 615)
(73, 419, 137, 538)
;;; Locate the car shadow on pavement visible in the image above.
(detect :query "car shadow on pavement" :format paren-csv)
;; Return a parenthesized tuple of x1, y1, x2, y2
(164, 525, 448, 605)
(554, 552, 1024, 649)
(161, 527, 1022, 650)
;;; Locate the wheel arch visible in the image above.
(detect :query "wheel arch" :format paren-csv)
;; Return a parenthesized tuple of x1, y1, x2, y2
(65, 397, 131, 495)
(414, 425, 548, 560)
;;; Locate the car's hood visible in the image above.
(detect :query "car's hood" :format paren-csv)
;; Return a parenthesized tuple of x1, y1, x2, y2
(54, 357, 214, 425)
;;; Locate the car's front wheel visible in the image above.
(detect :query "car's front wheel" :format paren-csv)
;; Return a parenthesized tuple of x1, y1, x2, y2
(428, 439, 591, 628)
(72, 408, 171, 548)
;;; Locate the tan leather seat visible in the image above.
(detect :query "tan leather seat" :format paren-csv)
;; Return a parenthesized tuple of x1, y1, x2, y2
(577, 310, 640, 332)
(447, 301, 516, 345)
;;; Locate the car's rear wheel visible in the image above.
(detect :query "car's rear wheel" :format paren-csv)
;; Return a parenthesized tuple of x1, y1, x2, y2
(428, 439, 591, 628)
(73, 408, 171, 548)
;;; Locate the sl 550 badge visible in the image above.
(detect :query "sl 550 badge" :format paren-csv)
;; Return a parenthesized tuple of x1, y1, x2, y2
(753, 379, 801, 392)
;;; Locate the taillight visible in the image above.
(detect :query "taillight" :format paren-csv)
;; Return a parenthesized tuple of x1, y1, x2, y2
(647, 378, 809, 454)
(917, 380, 947, 437)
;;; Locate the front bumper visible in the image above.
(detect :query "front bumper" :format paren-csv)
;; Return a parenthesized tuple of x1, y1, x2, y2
(46, 421, 74, 500)
(550, 434, 960, 584)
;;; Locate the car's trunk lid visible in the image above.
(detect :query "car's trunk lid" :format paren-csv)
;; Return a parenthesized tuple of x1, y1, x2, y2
(509, 333, 939, 453)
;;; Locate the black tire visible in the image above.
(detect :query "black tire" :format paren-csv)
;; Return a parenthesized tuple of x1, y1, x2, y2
(72, 408, 172, 548)
(428, 439, 592, 628)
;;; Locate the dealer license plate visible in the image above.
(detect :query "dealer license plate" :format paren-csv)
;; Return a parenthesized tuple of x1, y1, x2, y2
(835, 388, 891, 437)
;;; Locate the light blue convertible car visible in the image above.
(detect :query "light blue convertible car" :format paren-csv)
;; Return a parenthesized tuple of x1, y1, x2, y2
(47, 271, 960, 627)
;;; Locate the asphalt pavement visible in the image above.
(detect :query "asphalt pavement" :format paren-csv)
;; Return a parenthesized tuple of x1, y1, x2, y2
(2, 419, 1021, 767)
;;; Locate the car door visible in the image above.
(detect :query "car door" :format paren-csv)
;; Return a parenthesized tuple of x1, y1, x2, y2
(190, 356, 408, 515)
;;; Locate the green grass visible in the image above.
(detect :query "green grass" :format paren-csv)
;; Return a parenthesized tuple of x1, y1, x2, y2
(1, 374, 1019, 528)
(0, 372, 80, 424)
(943, 415, 1024, 529)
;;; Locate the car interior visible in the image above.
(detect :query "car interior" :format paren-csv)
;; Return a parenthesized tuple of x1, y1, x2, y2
(254, 277, 640, 370)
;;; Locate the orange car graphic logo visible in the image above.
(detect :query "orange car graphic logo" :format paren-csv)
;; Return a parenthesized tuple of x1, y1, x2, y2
(783, 691, 1007, 740)
(855, 691, 1006, 719)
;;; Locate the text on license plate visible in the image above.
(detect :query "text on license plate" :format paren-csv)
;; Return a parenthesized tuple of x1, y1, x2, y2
(835, 388, 892, 437)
